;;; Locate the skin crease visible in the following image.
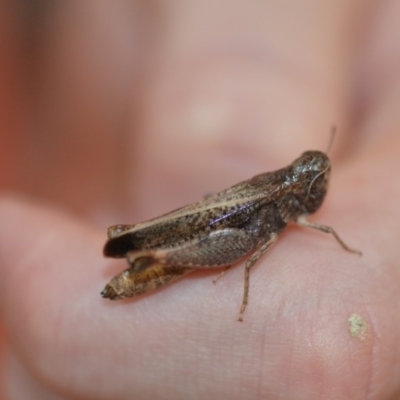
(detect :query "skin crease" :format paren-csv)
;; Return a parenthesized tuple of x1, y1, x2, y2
(1, 0, 400, 399)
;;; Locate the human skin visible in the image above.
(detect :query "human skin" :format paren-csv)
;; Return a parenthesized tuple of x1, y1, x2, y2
(1, 1, 400, 399)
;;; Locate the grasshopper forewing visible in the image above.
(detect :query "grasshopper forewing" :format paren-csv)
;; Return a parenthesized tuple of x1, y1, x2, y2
(102, 150, 361, 321)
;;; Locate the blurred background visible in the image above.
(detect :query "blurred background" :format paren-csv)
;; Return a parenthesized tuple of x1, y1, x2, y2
(0, 1, 158, 223)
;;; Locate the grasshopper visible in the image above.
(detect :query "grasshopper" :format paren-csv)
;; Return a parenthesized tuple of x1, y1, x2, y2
(102, 149, 361, 321)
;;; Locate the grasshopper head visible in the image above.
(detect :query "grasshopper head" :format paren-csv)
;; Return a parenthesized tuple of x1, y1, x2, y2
(291, 150, 331, 214)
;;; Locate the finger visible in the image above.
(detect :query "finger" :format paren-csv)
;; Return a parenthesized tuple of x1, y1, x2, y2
(132, 0, 367, 218)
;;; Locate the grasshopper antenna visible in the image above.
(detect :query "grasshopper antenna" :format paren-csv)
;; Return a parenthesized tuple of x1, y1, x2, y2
(326, 126, 336, 154)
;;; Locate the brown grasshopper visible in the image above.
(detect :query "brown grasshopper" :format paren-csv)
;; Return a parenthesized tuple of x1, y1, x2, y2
(101, 149, 361, 321)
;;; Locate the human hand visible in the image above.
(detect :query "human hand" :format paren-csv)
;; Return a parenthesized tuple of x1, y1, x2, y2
(1, 2, 400, 399)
